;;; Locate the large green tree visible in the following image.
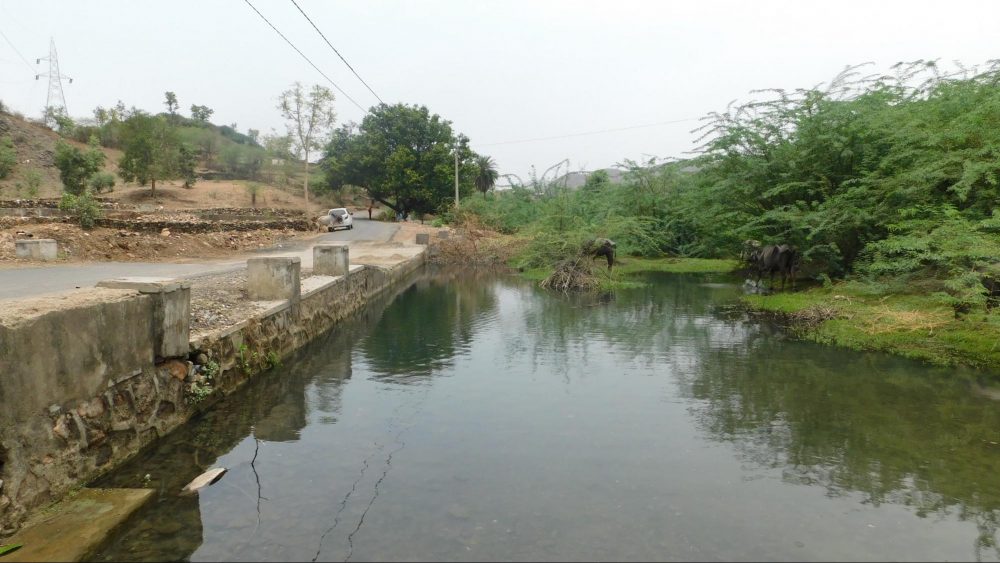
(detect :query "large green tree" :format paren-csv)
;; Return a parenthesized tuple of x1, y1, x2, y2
(321, 103, 477, 216)
(118, 113, 196, 195)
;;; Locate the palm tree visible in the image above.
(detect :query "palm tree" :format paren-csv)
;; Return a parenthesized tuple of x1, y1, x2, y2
(473, 155, 499, 198)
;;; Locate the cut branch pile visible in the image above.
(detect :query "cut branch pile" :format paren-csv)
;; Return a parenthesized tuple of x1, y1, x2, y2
(540, 257, 600, 292)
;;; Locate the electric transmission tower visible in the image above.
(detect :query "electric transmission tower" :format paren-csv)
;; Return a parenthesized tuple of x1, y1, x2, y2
(35, 38, 72, 126)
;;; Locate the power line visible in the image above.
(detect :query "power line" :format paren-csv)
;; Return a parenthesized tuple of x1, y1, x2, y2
(289, 0, 385, 105)
(242, 0, 367, 113)
(478, 117, 702, 147)
(0, 26, 34, 73)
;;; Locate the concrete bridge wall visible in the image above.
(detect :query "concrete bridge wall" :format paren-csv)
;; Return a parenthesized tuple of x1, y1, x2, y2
(0, 249, 425, 535)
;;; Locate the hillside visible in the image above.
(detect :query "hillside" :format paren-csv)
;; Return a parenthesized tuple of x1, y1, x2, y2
(0, 112, 122, 198)
(0, 112, 360, 212)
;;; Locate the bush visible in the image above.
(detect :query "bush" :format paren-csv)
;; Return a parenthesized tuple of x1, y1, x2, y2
(0, 136, 15, 179)
(246, 182, 261, 206)
(59, 190, 103, 229)
(88, 171, 116, 193)
(54, 139, 105, 195)
(16, 169, 42, 197)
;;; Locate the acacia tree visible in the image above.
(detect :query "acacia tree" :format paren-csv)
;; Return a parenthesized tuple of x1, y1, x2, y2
(473, 155, 499, 198)
(321, 103, 477, 217)
(278, 82, 336, 207)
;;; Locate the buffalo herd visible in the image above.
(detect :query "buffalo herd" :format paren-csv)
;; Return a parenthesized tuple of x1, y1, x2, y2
(580, 238, 997, 309)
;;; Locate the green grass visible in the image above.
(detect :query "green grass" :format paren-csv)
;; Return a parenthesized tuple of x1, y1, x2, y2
(517, 256, 740, 290)
(615, 257, 740, 275)
(744, 283, 1000, 370)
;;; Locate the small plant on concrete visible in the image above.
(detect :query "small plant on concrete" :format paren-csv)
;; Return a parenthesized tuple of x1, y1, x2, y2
(238, 343, 252, 373)
(187, 360, 218, 405)
(265, 350, 281, 369)
(188, 380, 214, 404)
(202, 360, 220, 380)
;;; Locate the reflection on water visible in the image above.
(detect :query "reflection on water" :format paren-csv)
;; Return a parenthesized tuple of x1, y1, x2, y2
(93, 269, 1000, 562)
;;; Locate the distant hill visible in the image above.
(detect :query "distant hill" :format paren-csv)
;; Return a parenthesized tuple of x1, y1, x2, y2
(551, 168, 626, 189)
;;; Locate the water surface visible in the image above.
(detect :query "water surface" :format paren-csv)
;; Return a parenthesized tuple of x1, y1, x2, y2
(93, 269, 1000, 561)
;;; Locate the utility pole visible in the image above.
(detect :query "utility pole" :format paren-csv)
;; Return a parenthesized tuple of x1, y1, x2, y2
(454, 148, 460, 209)
(36, 38, 72, 126)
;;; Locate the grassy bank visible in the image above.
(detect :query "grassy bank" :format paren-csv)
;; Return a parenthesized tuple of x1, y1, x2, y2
(511, 248, 1000, 370)
(744, 284, 1000, 370)
(517, 256, 740, 290)
(614, 257, 739, 275)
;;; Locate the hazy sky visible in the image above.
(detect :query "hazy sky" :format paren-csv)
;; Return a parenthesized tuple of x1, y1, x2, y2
(2, 0, 999, 181)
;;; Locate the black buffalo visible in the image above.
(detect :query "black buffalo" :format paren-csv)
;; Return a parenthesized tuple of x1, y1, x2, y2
(741, 239, 762, 269)
(751, 244, 799, 291)
(978, 269, 1000, 311)
(582, 238, 616, 270)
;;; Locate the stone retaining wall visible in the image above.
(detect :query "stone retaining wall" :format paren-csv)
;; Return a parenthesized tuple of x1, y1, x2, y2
(0, 249, 425, 535)
(93, 217, 313, 233)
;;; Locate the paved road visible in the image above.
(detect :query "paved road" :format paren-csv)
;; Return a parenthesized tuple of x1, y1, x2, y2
(0, 217, 399, 300)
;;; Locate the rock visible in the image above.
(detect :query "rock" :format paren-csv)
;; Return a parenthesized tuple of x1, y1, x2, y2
(160, 228, 170, 237)
(164, 359, 188, 381)
(195, 353, 208, 365)
(186, 361, 195, 378)
(76, 397, 105, 419)
(181, 467, 227, 494)
(87, 428, 107, 446)
(53, 415, 72, 440)
(48, 404, 62, 416)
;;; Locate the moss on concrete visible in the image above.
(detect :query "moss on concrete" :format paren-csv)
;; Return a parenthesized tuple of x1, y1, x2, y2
(4, 488, 154, 562)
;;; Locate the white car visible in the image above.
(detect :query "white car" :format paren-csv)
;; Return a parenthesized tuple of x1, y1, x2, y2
(318, 208, 354, 232)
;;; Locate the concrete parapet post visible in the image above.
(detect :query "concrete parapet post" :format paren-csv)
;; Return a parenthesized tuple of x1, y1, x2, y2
(96, 277, 192, 359)
(247, 257, 301, 303)
(313, 243, 350, 277)
(15, 239, 57, 261)
(415, 233, 430, 245)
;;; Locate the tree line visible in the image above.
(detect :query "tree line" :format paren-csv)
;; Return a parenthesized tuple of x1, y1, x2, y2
(458, 61, 1000, 310)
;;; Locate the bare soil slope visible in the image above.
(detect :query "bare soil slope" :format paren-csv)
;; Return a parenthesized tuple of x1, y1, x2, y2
(0, 112, 355, 213)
